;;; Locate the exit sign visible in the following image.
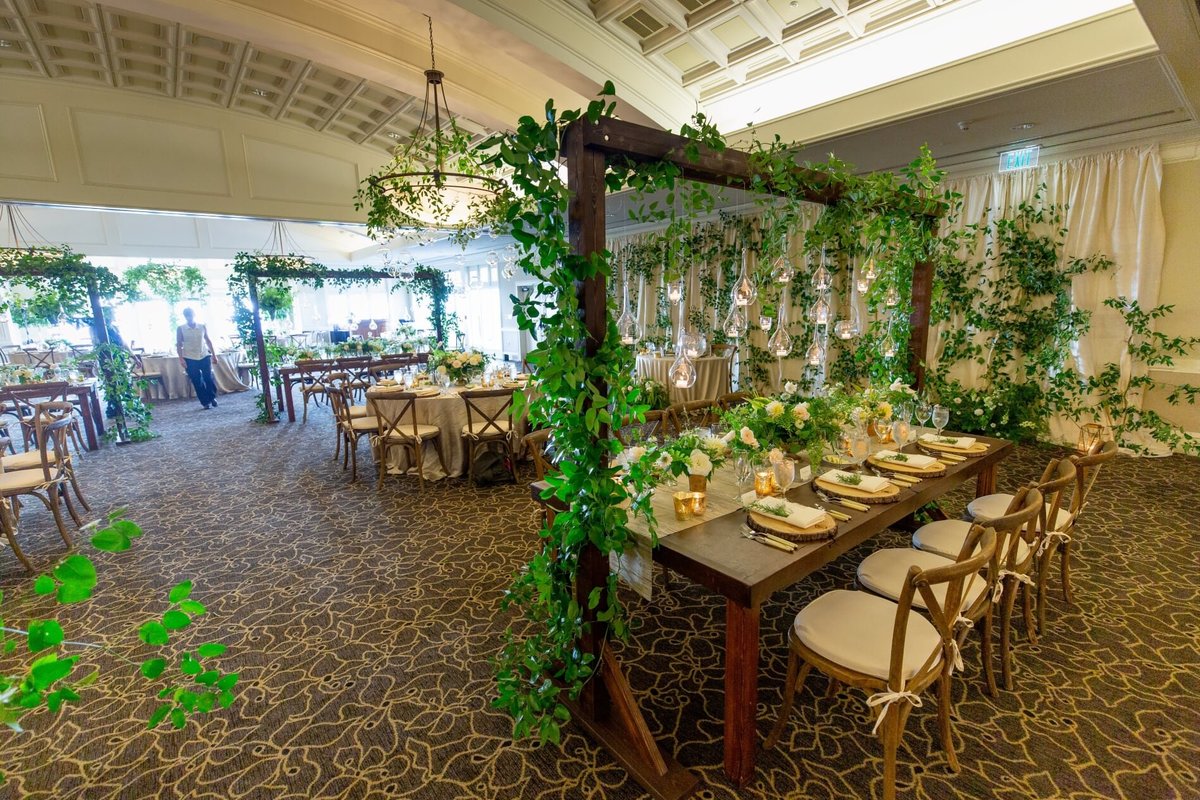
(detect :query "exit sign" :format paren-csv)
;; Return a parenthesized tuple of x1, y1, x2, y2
(999, 145, 1039, 172)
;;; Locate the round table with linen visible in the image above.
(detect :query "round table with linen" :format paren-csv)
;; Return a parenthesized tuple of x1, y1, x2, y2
(141, 352, 250, 399)
(634, 354, 730, 404)
(365, 385, 525, 481)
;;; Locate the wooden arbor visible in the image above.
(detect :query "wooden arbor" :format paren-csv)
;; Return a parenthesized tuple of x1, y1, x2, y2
(241, 266, 447, 423)
(561, 116, 941, 797)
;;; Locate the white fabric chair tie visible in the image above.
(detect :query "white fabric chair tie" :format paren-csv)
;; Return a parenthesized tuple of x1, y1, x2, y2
(947, 638, 965, 673)
(1036, 529, 1072, 559)
(953, 614, 974, 632)
(866, 689, 924, 735)
(992, 569, 1035, 603)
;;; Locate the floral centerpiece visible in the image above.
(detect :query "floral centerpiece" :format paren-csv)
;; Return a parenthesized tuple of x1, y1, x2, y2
(720, 385, 846, 467)
(614, 429, 729, 493)
(429, 348, 489, 384)
(635, 376, 669, 411)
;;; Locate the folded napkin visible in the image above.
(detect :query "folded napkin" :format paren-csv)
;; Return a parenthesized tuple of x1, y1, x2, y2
(875, 449, 939, 469)
(740, 492, 826, 529)
(412, 388, 440, 398)
(819, 469, 890, 493)
(920, 433, 977, 449)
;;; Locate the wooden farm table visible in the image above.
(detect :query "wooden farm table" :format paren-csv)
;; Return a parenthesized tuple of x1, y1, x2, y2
(533, 433, 1012, 793)
(273, 355, 422, 422)
(0, 380, 107, 451)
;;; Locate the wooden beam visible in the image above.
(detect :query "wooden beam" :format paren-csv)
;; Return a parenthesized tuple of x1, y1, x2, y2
(908, 256, 934, 391)
(86, 276, 129, 444)
(246, 276, 275, 424)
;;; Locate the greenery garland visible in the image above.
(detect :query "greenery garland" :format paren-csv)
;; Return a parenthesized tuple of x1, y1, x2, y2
(91, 343, 155, 442)
(0, 248, 122, 328)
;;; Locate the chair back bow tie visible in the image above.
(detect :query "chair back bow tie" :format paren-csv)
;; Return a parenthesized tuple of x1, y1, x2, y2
(866, 689, 923, 734)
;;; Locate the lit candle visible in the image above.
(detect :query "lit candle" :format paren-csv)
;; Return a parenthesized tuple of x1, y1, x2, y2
(754, 470, 776, 498)
(688, 492, 707, 516)
(673, 492, 694, 521)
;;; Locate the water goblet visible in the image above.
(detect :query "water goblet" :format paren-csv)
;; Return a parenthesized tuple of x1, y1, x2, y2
(916, 400, 932, 434)
(932, 405, 950, 437)
(735, 456, 752, 490)
(891, 418, 911, 446)
(772, 458, 795, 495)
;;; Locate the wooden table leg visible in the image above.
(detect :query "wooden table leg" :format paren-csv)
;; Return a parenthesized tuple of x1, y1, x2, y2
(976, 463, 998, 497)
(76, 390, 100, 451)
(283, 375, 297, 423)
(724, 599, 760, 787)
(89, 388, 105, 437)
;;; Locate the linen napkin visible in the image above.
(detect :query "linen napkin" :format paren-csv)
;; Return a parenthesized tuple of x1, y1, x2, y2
(819, 469, 890, 493)
(875, 449, 939, 469)
(740, 491, 826, 529)
(920, 433, 977, 449)
(412, 387, 441, 398)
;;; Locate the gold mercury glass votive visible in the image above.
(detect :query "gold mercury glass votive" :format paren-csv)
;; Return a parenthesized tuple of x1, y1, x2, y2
(754, 470, 776, 498)
(672, 492, 694, 521)
(688, 492, 707, 516)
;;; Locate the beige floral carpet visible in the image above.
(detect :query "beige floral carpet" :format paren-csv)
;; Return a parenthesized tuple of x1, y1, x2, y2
(0, 392, 1197, 799)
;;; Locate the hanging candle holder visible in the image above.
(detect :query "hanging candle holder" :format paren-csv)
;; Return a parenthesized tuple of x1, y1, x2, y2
(758, 314, 773, 332)
(806, 338, 823, 366)
(772, 234, 794, 284)
(667, 279, 684, 305)
(617, 284, 640, 346)
(864, 252, 878, 281)
(669, 349, 697, 389)
(732, 248, 758, 307)
(885, 284, 900, 308)
(722, 306, 749, 339)
(766, 291, 792, 358)
(812, 249, 833, 293)
(809, 292, 832, 327)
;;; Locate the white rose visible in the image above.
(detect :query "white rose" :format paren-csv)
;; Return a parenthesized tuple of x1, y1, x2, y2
(721, 430, 736, 444)
(792, 402, 810, 422)
(974, 408, 984, 416)
(687, 448, 713, 477)
(436, 365, 447, 375)
(451, 358, 462, 368)
(739, 427, 758, 447)
(617, 446, 646, 470)
(470, 353, 483, 365)
(889, 378, 905, 392)
(783, 381, 798, 396)
(954, 397, 962, 404)
(701, 436, 726, 454)
(767, 448, 784, 464)
(765, 400, 785, 419)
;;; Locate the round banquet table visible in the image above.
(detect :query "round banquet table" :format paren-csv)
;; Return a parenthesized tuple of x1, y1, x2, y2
(634, 353, 730, 404)
(366, 385, 526, 481)
(141, 352, 250, 399)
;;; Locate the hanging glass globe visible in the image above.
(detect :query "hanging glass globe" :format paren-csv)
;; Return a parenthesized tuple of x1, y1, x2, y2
(810, 294, 831, 326)
(883, 337, 897, 358)
(732, 249, 757, 307)
(667, 279, 684, 305)
(856, 271, 870, 293)
(368, 319, 379, 332)
(758, 314, 772, 332)
(681, 331, 707, 358)
(806, 339, 823, 366)
(722, 306, 748, 339)
(834, 320, 854, 340)
(864, 255, 878, 281)
(486, 252, 500, 268)
(885, 285, 900, 307)
(617, 307, 640, 346)
(812, 260, 832, 293)
(767, 320, 791, 357)
(669, 350, 697, 389)
(772, 237, 794, 284)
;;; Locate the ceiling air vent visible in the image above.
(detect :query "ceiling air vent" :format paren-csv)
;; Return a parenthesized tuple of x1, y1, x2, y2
(620, 9, 666, 39)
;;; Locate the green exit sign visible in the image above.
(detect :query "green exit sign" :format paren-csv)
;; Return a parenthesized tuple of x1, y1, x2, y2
(999, 145, 1039, 172)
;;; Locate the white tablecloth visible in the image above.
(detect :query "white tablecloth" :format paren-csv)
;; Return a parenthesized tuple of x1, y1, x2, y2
(141, 352, 250, 399)
(366, 386, 523, 481)
(634, 354, 730, 404)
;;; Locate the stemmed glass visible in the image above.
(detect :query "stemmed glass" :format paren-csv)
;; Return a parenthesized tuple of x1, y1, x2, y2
(932, 405, 950, 437)
(773, 458, 796, 495)
(735, 456, 752, 493)
(916, 400, 932, 434)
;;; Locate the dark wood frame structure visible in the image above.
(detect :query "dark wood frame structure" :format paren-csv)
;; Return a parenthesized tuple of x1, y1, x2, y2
(0, 258, 131, 444)
(560, 116, 942, 798)
(242, 267, 447, 423)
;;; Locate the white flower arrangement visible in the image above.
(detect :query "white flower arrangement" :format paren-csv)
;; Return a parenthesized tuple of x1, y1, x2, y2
(429, 348, 489, 383)
(765, 400, 785, 419)
(686, 448, 713, 477)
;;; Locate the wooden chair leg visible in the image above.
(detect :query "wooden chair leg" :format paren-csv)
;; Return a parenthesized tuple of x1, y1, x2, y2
(61, 486, 84, 528)
(0, 503, 33, 573)
(999, 579, 1018, 691)
(348, 437, 358, 482)
(415, 443, 426, 492)
(981, 606, 998, 698)
(1036, 550, 1051, 637)
(43, 488, 74, 548)
(68, 466, 91, 512)
(1021, 582, 1038, 645)
(465, 439, 475, 485)
(1060, 541, 1075, 605)
(376, 442, 386, 490)
(765, 651, 810, 749)
(302, 393, 310, 423)
(937, 669, 960, 772)
(879, 699, 912, 800)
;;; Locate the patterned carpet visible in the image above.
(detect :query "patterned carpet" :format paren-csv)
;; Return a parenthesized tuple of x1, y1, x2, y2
(1, 391, 1197, 799)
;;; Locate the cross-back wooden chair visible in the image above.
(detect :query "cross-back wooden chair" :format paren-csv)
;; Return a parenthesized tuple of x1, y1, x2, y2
(368, 357, 411, 381)
(0, 408, 84, 572)
(866, 485, 1042, 697)
(327, 378, 377, 482)
(523, 426, 559, 530)
(460, 388, 516, 484)
(613, 410, 667, 447)
(767, 526, 997, 800)
(21, 347, 57, 369)
(295, 358, 338, 423)
(1036, 439, 1118, 632)
(1, 383, 86, 455)
(665, 399, 719, 437)
(369, 389, 446, 491)
(130, 352, 166, 401)
(336, 356, 374, 400)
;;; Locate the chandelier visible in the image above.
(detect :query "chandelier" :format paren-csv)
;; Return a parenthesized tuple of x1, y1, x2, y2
(363, 17, 505, 234)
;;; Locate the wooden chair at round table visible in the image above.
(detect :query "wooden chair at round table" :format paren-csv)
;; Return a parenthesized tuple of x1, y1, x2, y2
(369, 388, 446, 491)
(459, 388, 517, 484)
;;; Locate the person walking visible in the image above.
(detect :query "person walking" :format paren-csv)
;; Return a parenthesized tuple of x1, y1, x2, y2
(177, 307, 220, 409)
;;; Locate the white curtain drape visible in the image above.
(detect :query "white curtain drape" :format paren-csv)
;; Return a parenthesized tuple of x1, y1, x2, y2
(934, 145, 1165, 447)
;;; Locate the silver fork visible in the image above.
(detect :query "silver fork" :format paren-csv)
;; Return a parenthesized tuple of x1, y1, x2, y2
(739, 525, 796, 552)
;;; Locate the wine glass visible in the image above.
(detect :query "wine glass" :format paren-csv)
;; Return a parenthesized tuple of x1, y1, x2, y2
(735, 456, 752, 491)
(891, 418, 911, 446)
(916, 400, 932, 434)
(932, 405, 950, 437)
(773, 458, 795, 495)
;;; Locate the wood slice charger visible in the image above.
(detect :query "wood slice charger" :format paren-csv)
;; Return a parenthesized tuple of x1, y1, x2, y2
(746, 510, 837, 542)
(919, 438, 990, 458)
(814, 476, 902, 504)
(867, 453, 946, 477)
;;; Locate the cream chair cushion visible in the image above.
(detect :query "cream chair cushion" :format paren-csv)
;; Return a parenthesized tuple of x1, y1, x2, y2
(345, 417, 379, 432)
(912, 519, 1030, 563)
(462, 419, 511, 437)
(349, 405, 370, 418)
(967, 492, 1073, 531)
(857, 548, 988, 611)
(0, 469, 56, 492)
(1, 450, 62, 471)
(793, 589, 942, 681)
(381, 424, 441, 441)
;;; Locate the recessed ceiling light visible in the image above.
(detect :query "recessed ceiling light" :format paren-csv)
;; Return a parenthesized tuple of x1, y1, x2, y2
(249, 88, 269, 97)
(1012, 122, 1035, 131)
(0, 40, 14, 48)
(387, 132, 403, 139)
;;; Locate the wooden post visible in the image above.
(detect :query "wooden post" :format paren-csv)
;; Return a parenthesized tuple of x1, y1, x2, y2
(247, 276, 276, 423)
(86, 276, 130, 444)
(908, 256, 934, 391)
